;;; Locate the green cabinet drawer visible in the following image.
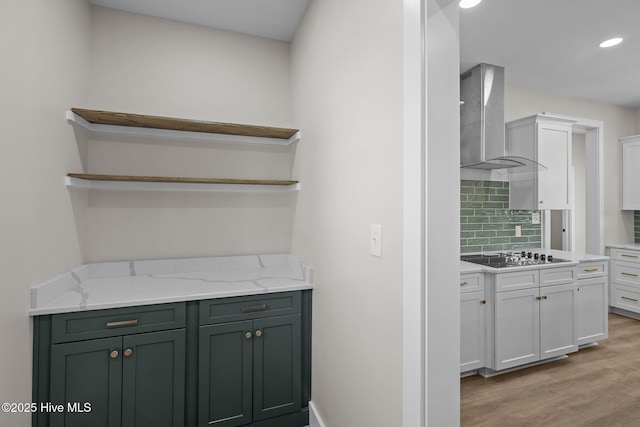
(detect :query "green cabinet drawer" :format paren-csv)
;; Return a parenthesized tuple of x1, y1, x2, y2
(52, 303, 186, 344)
(199, 292, 301, 325)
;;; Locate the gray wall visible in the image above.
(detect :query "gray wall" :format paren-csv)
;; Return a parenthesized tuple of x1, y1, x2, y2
(290, 0, 405, 425)
(86, 7, 296, 261)
(0, 1, 91, 425)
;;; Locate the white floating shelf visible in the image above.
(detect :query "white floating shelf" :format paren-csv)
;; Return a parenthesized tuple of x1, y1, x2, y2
(66, 109, 300, 146)
(66, 175, 300, 193)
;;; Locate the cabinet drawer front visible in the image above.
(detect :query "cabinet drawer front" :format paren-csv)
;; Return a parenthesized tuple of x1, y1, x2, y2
(610, 248, 640, 263)
(51, 303, 186, 344)
(612, 262, 640, 287)
(460, 273, 484, 294)
(611, 284, 640, 312)
(200, 292, 301, 325)
(495, 270, 539, 292)
(577, 261, 608, 279)
(540, 267, 576, 286)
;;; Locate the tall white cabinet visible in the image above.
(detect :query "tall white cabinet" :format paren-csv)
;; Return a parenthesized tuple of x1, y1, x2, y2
(506, 115, 576, 211)
(619, 135, 640, 210)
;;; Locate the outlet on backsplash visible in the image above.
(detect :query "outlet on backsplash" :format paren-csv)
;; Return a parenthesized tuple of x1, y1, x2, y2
(460, 180, 542, 253)
(531, 212, 540, 225)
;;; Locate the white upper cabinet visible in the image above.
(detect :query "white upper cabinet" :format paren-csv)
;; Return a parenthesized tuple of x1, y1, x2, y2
(506, 114, 576, 210)
(620, 135, 640, 210)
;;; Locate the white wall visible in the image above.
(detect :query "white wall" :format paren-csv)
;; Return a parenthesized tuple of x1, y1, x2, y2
(290, 0, 405, 425)
(0, 1, 91, 425)
(86, 7, 296, 261)
(425, 0, 461, 425)
(505, 84, 637, 246)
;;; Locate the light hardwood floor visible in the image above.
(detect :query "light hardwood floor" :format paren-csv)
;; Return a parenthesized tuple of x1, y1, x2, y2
(461, 313, 640, 427)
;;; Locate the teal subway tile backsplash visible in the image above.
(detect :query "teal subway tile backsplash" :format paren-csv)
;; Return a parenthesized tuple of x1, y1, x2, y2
(635, 211, 640, 243)
(461, 180, 542, 253)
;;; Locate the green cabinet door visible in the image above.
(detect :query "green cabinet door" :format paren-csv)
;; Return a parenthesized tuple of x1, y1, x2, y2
(49, 330, 185, 427)
(199, 320, 253, 427)
(121, 329, 186, 427)
(50, 337, 123, 427)
(252, 314, 302, 422)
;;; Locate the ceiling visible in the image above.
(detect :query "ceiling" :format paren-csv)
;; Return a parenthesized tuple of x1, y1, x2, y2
(460, 0, 640, 108)
(90, 0, 640, 109)
(88, 0, 310, 42)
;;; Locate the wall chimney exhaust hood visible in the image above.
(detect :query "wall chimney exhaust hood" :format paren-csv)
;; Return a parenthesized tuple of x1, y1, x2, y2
(460, 63, 545, 172)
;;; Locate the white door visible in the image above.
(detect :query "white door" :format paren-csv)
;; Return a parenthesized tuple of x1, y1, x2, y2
(460, 291, 485, 372)
(539, 283, 577, 359)
(494, 288, 540, 370)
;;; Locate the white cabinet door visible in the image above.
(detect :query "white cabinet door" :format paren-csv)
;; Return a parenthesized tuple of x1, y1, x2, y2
(620, 136, 640, 210)
(507, 115, 574, 210)
(460, 291, 485, 372)
(576, 277, 608, 346)
(495, 288, 539, 370)
(536, 123, 572, 210)
(540, 283, 577, 359)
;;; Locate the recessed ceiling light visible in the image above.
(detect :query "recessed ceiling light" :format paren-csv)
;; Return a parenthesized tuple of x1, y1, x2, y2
(459, 0, 482, 8)
(599, 37, 623, 48)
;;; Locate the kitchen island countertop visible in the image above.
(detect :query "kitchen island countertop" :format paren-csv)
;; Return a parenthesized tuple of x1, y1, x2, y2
(460, 248, 608, 275)
(30, 254, 313, 316)
(606, 243, 640, 251)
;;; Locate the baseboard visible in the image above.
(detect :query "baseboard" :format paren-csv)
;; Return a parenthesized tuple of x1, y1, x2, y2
(309, 401, 326, 427)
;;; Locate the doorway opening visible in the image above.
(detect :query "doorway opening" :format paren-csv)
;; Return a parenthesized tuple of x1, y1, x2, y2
(543, 114, 604, 254)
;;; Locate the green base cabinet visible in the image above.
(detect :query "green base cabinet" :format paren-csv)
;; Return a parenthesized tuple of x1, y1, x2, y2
(50, 330, 185, 427)
(198, 292, 306, 427)
(33, 291, 311, 427)
(35, 303, 187, 427)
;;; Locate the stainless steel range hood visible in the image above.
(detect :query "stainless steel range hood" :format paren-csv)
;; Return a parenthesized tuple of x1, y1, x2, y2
(460, 64, 545, 172)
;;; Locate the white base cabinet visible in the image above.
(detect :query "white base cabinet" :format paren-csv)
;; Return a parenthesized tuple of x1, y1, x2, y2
(576, 260, 608, 346)
(460, 274, 485, 373)
(461, 259, 609, 376)
(493, 267, 577, 371)
(609, 247, 640, 315)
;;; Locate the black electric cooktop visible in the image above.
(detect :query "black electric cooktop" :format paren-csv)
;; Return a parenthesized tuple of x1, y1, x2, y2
(461, 251, 571, 268)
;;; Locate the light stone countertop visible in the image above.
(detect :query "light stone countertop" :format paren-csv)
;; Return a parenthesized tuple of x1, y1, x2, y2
(606, 243, 640, 251)
(30, 254, 313, 316)
(460, 248, 609, 275)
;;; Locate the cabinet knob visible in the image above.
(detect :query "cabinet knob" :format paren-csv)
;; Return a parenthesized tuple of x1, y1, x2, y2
(542, 295, 548, 300)
(124, 348, 133, 357)
(244, 331, 252, 340)
(110, 350, 119, 359)
(480, 299, 486, 305)
(539, 200, 544, 204)
(255, 330, 263, 337)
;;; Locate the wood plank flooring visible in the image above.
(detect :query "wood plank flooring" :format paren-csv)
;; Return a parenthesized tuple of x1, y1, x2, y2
(461, 313, 640, 427)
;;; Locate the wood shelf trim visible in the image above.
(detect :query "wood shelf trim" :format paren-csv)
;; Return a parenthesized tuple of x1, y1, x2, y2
(66, 174, 300, 193)
(67, 109, 300, 146)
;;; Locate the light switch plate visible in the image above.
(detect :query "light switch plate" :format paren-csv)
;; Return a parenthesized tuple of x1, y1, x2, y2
(515, 225, 522, 237)
(370, 224, 382, 257)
